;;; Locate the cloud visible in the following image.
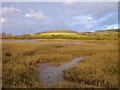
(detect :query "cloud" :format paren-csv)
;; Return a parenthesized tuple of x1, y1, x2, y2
(0, 7, 21, 14)
(83, 2, 117, 19)
(107, 24, 118, 29)
(64, 0, 75, 5)
(0, 18, 10, 23)
(66, 15, 97, 30)
(97, 12, 118, 28)
(2, 2, 118, 35)
(65, 2, 117, 19)
(25, 8, 47, 20)
(63, 2, 118, 31)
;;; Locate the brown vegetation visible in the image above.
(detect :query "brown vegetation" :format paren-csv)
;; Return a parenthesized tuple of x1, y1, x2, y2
(2, 40, 118, 88)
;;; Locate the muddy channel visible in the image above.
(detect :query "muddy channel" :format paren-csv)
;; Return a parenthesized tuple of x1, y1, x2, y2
(38, 57, 83, 85)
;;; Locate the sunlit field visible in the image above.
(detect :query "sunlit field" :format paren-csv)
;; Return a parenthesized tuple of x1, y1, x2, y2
(2, 40, 118, 88)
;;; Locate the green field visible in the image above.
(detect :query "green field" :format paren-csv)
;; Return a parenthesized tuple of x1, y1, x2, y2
(31, 33, 88, 39)
(2, 40, 118, 88)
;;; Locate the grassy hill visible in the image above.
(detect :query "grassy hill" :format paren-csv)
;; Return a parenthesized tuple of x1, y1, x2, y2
(35, 30, 79, 34)
(31, 30, 88, 39)
(2, 29, 120, 40)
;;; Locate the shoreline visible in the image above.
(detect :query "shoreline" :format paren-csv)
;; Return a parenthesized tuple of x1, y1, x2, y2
(32, 39, 118, 42)
(1, 39, 118, 43)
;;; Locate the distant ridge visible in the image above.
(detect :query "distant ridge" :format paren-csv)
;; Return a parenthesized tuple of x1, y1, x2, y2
(34, 29, 119, 35)
(2, 29, 119, 40)
(95, 29, 119, 32)
(34, 30, 79, 34)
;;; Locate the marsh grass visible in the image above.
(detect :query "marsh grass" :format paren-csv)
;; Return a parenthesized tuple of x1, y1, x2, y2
(64, 45, 118, 88)
(3, 64, 38, 88)
(50, 81, 102, 88)
(2, 40, 118, 88)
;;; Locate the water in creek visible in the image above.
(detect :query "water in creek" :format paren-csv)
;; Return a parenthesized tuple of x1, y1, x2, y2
(38, 57, 83, 85)
(2, 39, 85, 43)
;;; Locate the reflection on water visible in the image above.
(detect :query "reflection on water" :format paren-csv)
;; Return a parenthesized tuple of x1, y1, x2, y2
(1, 39, 85, 43)
(2, 39, 38, 42)
(38, 57, 83, 85)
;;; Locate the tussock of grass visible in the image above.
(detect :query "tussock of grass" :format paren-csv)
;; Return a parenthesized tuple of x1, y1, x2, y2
(50, 81, 102, 88)
(2, 64, 38, 88)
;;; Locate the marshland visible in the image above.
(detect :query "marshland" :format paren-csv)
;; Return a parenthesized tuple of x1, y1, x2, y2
(2, 31, 119, 88)
(1, 2, 119, 88)
(1, 1, 120, 89)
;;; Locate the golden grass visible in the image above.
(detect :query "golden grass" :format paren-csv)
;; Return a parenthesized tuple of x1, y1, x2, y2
(33, 39, 84, 41)
(50, 81, 102, 88)
(33, 39, 118, 42)
(64, 43, 118, 88)
(2, 40, 118, 88)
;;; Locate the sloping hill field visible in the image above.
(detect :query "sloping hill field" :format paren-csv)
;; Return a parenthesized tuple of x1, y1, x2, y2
(31, 29, 119, 40)
(31, 30, 88, 39)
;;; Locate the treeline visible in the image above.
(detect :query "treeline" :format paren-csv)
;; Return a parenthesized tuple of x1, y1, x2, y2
(1, 32, 13, 39)
(1, 33, 33, 39)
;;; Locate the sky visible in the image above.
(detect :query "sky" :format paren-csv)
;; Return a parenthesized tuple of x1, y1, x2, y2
(1, 2, 118, 35)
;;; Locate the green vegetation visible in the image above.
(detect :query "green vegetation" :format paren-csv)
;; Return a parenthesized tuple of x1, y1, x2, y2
(31, 33, 88, 39)
(2, 40, 118, 88)
(1, 32, 13, 39)
(1, 29, 120, 40)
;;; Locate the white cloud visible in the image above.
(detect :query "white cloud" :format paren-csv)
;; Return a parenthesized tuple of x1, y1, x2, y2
(0, 18, 10, 23)
(107, 24, 118, 29)
(0, 7, 21, 14)
(91, 30, 95, 32)
(25, 8, 47, 20)
(64, 0, 75, 5)
(63, 15, 98, 32)
(68, 16, 96, 28)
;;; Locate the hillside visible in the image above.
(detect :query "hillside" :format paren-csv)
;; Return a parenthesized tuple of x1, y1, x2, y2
(95, 29, 119, 32)
(2, 29, 119, 40)
(34, 30, 79, 34)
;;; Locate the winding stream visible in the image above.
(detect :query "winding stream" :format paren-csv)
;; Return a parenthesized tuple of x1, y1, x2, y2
(38, 57, 83, 85)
